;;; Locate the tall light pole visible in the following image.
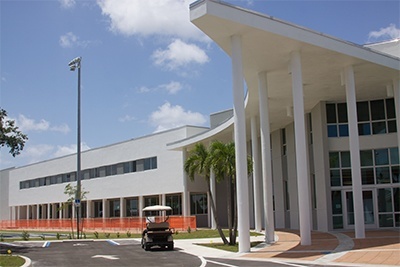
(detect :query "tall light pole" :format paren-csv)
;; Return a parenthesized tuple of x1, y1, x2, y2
(68, 56, 82, 239)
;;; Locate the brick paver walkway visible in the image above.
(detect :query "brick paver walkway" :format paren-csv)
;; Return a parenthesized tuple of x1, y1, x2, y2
(243, 229, 400, 266)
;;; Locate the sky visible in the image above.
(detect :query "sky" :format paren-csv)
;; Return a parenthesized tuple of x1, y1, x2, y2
(1, 0, 399, 169)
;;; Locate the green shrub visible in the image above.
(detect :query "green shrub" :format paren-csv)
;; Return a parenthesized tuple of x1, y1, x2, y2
(56, 233, 61, 240)
(105, 233, 110, 238)
(116, 232, 120, 238)
(187, 226, 191, 234)
(126, 231, 131, 238)
(0, 233, 4, 242)
(21, 231, 30, 241)
(94, 231, 99, 239)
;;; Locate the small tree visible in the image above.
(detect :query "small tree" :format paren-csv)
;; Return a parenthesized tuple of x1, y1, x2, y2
(184, 143, 229, 244)
(60, 183, 88, 239)
(0, 108, 28, 156)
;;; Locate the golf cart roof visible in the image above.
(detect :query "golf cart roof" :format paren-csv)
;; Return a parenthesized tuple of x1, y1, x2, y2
(142, 205, 172, 212)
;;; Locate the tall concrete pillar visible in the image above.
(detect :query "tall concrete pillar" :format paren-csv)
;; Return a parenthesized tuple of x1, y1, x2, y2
(231, 34, 250, 253)
(258, 72, 275, 242)
(289, 51, 312, 245)
(250, 116, 263, 232)
(342, 65, 365, 239)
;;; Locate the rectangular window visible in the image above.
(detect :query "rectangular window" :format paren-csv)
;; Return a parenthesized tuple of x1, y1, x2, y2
(136, 159, 144, 172)
(123, 162, 131, 173)
(371, 100, 385, 120)
(360, 150, 373, 166)
(190, 193, 207, 215)
(144, 195, 159, 207)
(375, 149, 389, 165)
(126, 198, 139, 216)
(337, 103, 348, 123)
(109, 199, 120, 217)
(166, 194, 182, 215)
(326, 104, 337, 123)
(116, 163, 124, 175)
(386, 98, 395, 119)
(357, 101, 370, 121)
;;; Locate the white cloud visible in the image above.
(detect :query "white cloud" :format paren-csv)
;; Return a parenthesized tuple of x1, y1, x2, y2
(59, 0, 76, 9)
(15, 114, 70, 134)
(137, 81, 184, 95)
(22, 144, 55, 164)
(97, 0, 207, 42)
(152, 39, 209, 70)
(160, 81, 183, 94)
(149, 102, 207, 132)
(59, 32, 92, 48)
(368, 24, 400, 42)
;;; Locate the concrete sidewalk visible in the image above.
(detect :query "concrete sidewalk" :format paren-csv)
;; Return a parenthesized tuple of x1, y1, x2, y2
(176, 229, 400, 266)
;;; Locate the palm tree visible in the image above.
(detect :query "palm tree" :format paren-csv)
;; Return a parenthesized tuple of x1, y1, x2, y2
(184, 143, 228, 244)
(209, 140, 253, 245)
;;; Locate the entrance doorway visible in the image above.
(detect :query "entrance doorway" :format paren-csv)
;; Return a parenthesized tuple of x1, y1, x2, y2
(345, 189, 376, 228)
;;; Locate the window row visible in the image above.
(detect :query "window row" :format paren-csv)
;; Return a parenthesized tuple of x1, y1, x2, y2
(19, 157, 157, 190)
(330, 148, 399, 187)
(327, 98, 397, 138)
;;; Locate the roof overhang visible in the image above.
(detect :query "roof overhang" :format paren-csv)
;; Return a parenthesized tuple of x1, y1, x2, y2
(169, 0, 400, 150)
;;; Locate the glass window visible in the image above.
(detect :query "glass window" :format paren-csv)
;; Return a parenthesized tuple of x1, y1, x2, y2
(332, 216, 343, 229)
(375, 149, 389, 165)
(144, 195, 159, 207)
(190, 193, 208, 215)
(94, 201, 103, 218)
(372, 121, 386, 134)
(126, 198, 138, 216)
(137, 160, 144, 172)
(379, 214, 394, 227)
(370, 100, 385, 120)
(116, 163, 124, 174)
(337, 103, 348, 123)
(331, 191, 342, 214)
(388, 120, 397, 133)
(394, 188, 400, 212)
(327, 125, 338, 137)
(82, 170, 90, 180)
(329, 152, 340, 168)
(386, 98, 395, 119)
(358, 123, 371, 136)
(390, 147, 399, 165)
(109, 199, 120, 217)
(131, 161, 137, 172)
(123, 162, 131, 173)
(90, 168, 98, 179)
(106, 166, 112, 176)
(144, 158, 151, 170)
(338, 124, 349, 137)
(357, 101, 369, 121)
(376, 167, 390, 184)
(151, 157, 157, 169)
(330, 170, 341, 186)
(342, 169, 352, 186)
(361, 168, 374, 184)
(360, 150, 373, 166)
(392, 166, 399, 183)
(98, 167, 106, 177)
(378, 188, 392, 212)
(166, 194, 182, 215)
(326, 104, 337, 123)
(111, 165, 118, 175)
(341, 151, 351, 167)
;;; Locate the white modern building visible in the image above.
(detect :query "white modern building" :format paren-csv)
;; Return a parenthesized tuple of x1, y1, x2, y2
(1, 0, 399, 253)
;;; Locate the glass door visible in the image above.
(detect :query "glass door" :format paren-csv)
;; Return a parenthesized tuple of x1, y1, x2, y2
(344, 190, 376, 228)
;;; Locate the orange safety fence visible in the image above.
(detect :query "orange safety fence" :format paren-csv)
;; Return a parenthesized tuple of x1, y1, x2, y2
(0, 216, 196, 234)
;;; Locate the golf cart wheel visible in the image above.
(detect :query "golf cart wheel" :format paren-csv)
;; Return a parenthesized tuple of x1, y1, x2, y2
(168, 244, 174, 250)
(145, 245, 150, 251)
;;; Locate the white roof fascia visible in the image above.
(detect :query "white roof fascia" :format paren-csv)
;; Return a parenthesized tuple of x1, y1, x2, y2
(191, 0, 399, 70)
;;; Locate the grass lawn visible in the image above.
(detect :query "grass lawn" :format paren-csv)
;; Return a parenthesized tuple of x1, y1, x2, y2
(0, 255, 26, 267)
(0, 229, 263, 241)
(198, 241, 263, 252)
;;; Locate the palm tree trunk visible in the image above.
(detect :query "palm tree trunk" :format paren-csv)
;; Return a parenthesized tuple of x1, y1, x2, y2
(207, 180, 228, 244)
(232, 179, 238, 245)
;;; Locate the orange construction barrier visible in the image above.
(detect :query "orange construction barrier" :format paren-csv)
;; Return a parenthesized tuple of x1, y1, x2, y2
(0, 216, 196, 233)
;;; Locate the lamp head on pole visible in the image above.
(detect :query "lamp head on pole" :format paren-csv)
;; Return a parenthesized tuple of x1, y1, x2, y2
(68, 57, 81, 71)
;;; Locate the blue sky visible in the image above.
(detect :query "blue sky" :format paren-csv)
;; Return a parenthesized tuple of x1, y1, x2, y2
(1, 0, 399, 169)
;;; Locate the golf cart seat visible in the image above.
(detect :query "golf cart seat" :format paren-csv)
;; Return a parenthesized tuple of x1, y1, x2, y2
(147, 222, 170, 231)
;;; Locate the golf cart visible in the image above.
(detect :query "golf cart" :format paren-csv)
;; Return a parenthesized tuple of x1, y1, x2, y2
(141, 205, 174, 251)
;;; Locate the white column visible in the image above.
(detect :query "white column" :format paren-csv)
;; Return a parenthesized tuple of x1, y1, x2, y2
(251, 116, 263, 232)
(36, 205, 40, 219)
(86, 200, 91, 218)
(210, 169, 217, 229)
(342, 65, 365, 239)
(120, 197, 125, 217)
(161, 194, 166, 206)
(231, 34, 250, 253)
(47, 204, 51, 219)
(393, 79, 400, 158)
(289, 51, 312, 245)
(182, 148, 190, 217)
(139, 196, 144, 218)
(258, 72, 276, 242)
(102, 199, 107, 219)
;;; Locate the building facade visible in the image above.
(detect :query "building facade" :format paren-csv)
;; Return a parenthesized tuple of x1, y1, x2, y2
(1, 0, 399, 253)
